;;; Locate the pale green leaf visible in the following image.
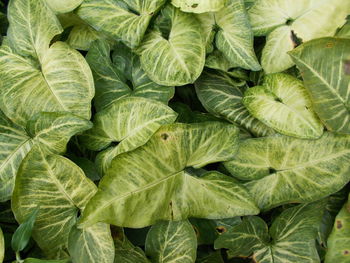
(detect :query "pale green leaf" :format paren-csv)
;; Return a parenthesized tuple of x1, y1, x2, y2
(139, 5, 205, 86)
(172, 0, 226, 13)
(242, 73, 323, 139)
(215, 0, 261, 71)
(336, 19, 350, 38)
(68, 223, 114, 263)
(77, 0, 166, 48)
(7, 0, 62, 60)
(195, 70, 275, 137)
(45, 0, 83, 13)
(204, 50, 234, 72)
(145, 220, 197, 263)
(12, 146, 97, 258)
(86, 40, 174, 112)
(289, 38, 350, 134)
(195, 12, 215, 53)
(325, 194, 350, 262)
(215, 202, 324, 263)
(249, 0, 350, 72)
(224, 133, 350, 210)
(80, 96, 177, 151)
(79, 122, 259, 228)
(0, 227, 3, 263)
(114, 232, 150, 263)
(0, 39, 94, 126)
(0, 111, 91, 202)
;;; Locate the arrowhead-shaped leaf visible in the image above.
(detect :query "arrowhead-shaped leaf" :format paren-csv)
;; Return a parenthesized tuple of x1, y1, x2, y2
(215, 201, 325, 263)
(79, 122, 259, 228)
(138, 5, 205, 86)
(325, 194, 350, 262)
(224, 133, 350, 210)
(172, 0, 226, 13)
(242, 73, 323, 139)
(289, 37, 350, 134)
(145, 220, 197, 263)
(86, 40, 174, 112)
(77, 0, 166, 48)
(249, 0, 350, 72)
(195, 70, 275, 137)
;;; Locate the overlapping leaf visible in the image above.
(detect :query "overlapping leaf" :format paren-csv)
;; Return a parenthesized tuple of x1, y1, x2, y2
(79, 122, 259, 228)
(195, 70, 274, 137)
(86, 40, 174, 112)
(45, 0, 83, 13)
(249, 0, 350, 72)
(289, 38, 350, 134)
(325, 194, 350, 262)
(77, 0, 166, 48)
(172, 0, 226, 13)
(242, 73, 323, 138)
(0, 111, 91, 202)
(145, 220, 197, 263)
(224, 133, 350, 210)
(215, 202, 325, 263)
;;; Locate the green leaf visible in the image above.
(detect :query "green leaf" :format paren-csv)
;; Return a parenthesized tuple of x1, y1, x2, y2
(23, 259, 71, 263)
(79, 122, 259, 228)
(215, 201, 325, 263)
(0, 39, 94, 126)
(86, 40, 174, 112)
(114, 232, 150, 263)
(325, 194, 350, 262)
(138, 5, 205, 86)
(0, 227, 4, 263)
(145, 220, 197, 263)
(171, 0, 226, 13)
(336, 18, 350, 38)
(195, 70, 275, 137)
(224, 133, 350, 210)
(12, 146, 97, 258)
(242, 73, 323, 139)
(77, 0, 166, 48)
(289, 37, 350, 134)
(0, 111, 91, 202)
(68, 223, 114, 263)
(80, 96, 177, 152)
(11, 206, 39, 252)
(249, 0, 350, 73)
(45, 0, 83, 13)
(215, 0, 261, 71)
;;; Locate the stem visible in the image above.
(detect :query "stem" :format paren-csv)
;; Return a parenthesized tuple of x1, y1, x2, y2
(15, 251, 24, 263)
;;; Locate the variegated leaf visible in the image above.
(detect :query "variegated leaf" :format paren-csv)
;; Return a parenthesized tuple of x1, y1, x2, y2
(145, 220, 197, 263)
(243, 73, 323, 139)
(172, 0, 226, 13)
(79, 122, 259, 228)
(195, 70, 275, 137)
(77, 0, 166, 48)
(215, 202, 324, 263)
(45, 0, 83, 13)
(249, 0, 350, 73)
(138, 4, 205, 86)
(224, 133, 350, 210)
(289, 38, 350, 134)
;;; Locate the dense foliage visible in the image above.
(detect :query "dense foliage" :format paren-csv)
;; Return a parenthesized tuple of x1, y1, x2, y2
(0, 0, 349, 262)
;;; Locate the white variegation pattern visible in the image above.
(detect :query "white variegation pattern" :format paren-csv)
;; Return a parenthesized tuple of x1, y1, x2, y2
(12, 147, 97, 258)
(224, 133, 350, 210)
(0, 227, 3, 263)
(79, 123, 259, 228)
(86, 40, 174, 112)
(68, 223, 115, 263)
(80, 97, 177, 152)
(145, 220, 197, 263)
(243, 73, 323, 139)
(172, 0, 226, 13)
(139, 5, 205, 86)
(77, 0, 166, 48)
(0, 111, 91, 203)
(215, 202, 324, 263)
(46, 0, 83, 13)
(195, 70, 275, 137)
(215, 0, 261, 71)
(289, 38, 350, 134)
(7, 0, 62, 60)
(249, 0, 350, 73)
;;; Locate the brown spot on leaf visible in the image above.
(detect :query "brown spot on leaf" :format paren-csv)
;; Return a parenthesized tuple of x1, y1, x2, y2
(161, 133, 169, 140)
(169, 201, 174, 220)
(216, 226, 227, 234)
(326, 42, 334, 48)
(192, 225, 200, 237)
(191, 3, 198, 8)
(336, 220, 343, 229)
(344, 250, 349, 255)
